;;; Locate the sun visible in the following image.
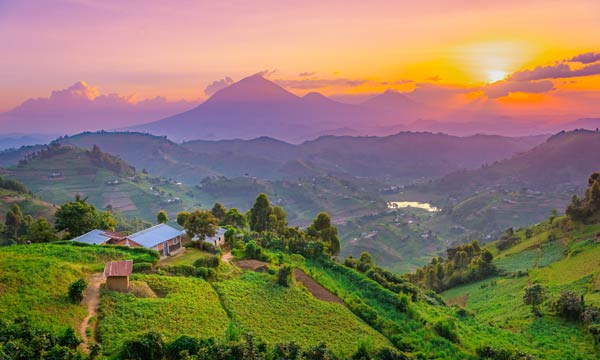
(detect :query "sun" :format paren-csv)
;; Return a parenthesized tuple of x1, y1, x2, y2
(487, 70, 508, 83)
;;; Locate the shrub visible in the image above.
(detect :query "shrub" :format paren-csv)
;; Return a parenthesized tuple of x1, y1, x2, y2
(165, 335, 199, 360)
(433, 319, 459, 343)
(193, 256, 220, 268)
(121, 331, 166, 360)
(194, 267, 217, 281)
(133, 262, 153, 273)
(277, 266, 293, 287)
(68, 278, 87, 303)
(166, 265, 197, 277)
(552, 291, 584, 320)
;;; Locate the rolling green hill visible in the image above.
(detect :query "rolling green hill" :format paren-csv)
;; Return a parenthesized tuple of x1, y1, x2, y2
(2, 240, 587, 359)
(0, 144, 207, 222)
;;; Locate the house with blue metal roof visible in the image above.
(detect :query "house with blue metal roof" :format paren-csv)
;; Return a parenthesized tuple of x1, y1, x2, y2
(71, 229, 127, 245)
(127, 223, 184, 256)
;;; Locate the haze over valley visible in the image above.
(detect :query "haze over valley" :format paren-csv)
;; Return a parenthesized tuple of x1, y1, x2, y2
(1, 1, 600, 359)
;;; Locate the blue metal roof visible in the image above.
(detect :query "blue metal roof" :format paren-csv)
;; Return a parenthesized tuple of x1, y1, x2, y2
(128, 223, 183, 248)
(71, 229, 109, 245)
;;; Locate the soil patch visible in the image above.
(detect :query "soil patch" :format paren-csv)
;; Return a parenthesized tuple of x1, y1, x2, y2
(446, 293, 469, 308)
(294, 269, 344, 305)
(234, 259, 269, 270)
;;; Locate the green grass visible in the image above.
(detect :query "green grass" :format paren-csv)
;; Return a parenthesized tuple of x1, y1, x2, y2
(213, 271, 391, 358)
(159, 247, 217, 267)
(0, 243, 155, 332)
(97, 274, 230, 356)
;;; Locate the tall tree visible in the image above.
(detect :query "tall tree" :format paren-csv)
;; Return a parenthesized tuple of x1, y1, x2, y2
(176, 211, 190, 226)
(307, 212, 340, 255)
(183, 210, 219, 250)
(4, 204, 24, 241)
(26, 218, 57, 243)
(156, 210, 169, 224)
(211, 202, 227, 223)
(249, 193, 272, 233)
(222, 208, 247, 229)
(55, 196, 115, 238)
(268, 206, 288, 234)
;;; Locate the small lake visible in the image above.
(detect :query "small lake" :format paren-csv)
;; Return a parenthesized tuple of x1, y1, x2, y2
(387, 201, 440, 212)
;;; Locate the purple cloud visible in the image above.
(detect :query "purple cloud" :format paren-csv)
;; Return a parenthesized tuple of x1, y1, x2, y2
(483, 80, 555, 99)
(509, 57, 600, 81)
(569, 52, 600, 64)
(204, 77, 234, 96)
(2, 81, 198, 133)
(299, 72, 316, 77)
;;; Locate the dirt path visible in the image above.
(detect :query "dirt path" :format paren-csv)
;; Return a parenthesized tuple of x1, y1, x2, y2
(293, 269, 344, 305)
(221, 251, 233, 264)
(79, 273, 103, 354)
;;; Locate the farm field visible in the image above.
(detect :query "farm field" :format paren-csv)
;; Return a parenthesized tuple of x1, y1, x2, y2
(0, 243, 158, 331)
(213, 271, 391, 358)
(441, 220, 600, 359)
(97, 274, 230, 356)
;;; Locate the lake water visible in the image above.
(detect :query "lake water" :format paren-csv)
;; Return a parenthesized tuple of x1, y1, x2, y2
(387, 201, 440, 212)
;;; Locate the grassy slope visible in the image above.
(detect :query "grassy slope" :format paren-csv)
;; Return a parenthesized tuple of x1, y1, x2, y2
(97, 275, 230, 355)
(442, 218, 600, 359)
(213, 271, 391, 358)
(0, 188, 56, 222)
(0, 243, 156, 331)
(1, 147, 210, 223)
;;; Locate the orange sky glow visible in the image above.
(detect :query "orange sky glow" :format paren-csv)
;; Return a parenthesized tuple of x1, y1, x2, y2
(1, 0, 599, 116)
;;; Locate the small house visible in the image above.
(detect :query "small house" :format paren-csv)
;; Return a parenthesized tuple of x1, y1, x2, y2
(127, 223, 184, 256)
(205, 227, 227, 247)
(104, 260, 133, 291)
(71, 229, 129, 245)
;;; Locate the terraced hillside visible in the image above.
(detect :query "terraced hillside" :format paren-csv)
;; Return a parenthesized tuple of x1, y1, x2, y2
(0, 145, 205, 222)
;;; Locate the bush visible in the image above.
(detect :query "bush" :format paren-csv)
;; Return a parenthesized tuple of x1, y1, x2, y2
(165, 335, 199, 360)
(552, 291, 584, 320)
(277, 266, 293, 287)
(194, 267, 217, 281)
(166, 265, 197, 277)
(133, 262, 153, 273)
(193, 256, 220, 268)
(433, 319, 459, 343)
(68, 278, 87, 303)
(121, 331, 166, 360)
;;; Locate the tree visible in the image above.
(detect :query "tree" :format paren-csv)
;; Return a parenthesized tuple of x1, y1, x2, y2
(183, 210, 218, 250)
(121, 331, 166, 360)
(176, 211, 190, 226)
(222, 208, 247, 229)
(268, 205, 288, 234)
(157, 210, 169, 224)
(481, 249, 494, 263)
(211, 202, 227, 223)
(523, 283, 545, 316)
(4, 204, 25, 242)
(25, 218, 57, 243)
(55, 196, 115, 238)
(249, 193, 272, 233)
(552, 290, 584, 320)
(307, 212, 340, 255)
(68, 278, 87, 303)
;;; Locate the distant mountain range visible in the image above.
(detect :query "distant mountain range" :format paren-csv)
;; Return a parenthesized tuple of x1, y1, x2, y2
(436, 129, 600, 195)
(37, 131, 547, 184)
(2, 75, 600, 142)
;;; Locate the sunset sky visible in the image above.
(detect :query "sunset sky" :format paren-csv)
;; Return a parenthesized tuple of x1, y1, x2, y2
(1, 0, 599, 116)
